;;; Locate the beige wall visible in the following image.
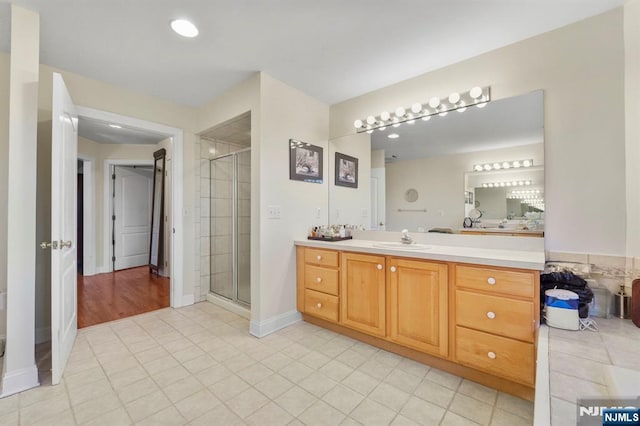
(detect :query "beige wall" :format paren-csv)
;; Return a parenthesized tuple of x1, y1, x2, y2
(0, 45, 8, 340)
(330, 9, 626, 256)
(625, 0, 640, 258)
(257, 73, 329, 323)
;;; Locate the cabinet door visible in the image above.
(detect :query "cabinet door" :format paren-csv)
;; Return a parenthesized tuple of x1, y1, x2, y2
(388, 258, 448, 357)
(340, 253, 386, 337)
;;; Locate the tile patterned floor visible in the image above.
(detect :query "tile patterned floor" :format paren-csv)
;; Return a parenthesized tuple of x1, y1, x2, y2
(0, 303, 533, 425)
(547, 317, 640, 425)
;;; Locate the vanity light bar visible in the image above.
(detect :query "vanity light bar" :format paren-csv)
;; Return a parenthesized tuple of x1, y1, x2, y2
(511, 189, 541, 195)
(353, 86, 491, 134)
(508, 194, 542, 199)
(473, 159, 533, 172)
(289, 139, 310, 149)
(481, 180, 533, 188)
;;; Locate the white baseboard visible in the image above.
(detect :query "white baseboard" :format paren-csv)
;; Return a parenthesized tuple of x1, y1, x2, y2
(249, 310, 301, 338)
(35, 326, 51, 345)
(181, 294, 195, 307)
(95, 266, 110, 275)
(1, 365, 39, 397)
(206, 294, 250, 319)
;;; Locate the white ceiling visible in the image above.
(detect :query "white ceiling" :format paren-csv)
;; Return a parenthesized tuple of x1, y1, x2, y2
(371, 91, 543, 161)
(78, 116, 168, 145)
(0, 1, 624, 107)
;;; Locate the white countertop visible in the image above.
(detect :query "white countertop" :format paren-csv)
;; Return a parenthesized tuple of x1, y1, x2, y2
(460, 227, 544, 235)
(295, 238, 545, 270)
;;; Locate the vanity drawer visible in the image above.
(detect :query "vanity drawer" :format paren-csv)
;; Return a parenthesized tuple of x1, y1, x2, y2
(305, 289, 339, 322)
(305, 248, 339, 268)
(455, 326, 534, 385)
(304, 265, 339, 296)
(456, 290, 534, 342)
(455, 265, 534, 298)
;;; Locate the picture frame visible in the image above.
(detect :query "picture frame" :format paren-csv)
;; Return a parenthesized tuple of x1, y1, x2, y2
(335, 152, 358, 188)
(289, 139, 323, 183)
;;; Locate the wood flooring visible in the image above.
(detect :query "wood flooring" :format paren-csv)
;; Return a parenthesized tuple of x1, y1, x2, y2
(78, 266, 170, 328)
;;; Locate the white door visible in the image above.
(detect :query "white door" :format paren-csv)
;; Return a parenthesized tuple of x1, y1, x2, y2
(51, 73, 78, 385)
(113, 166, 153, 270)
(371, 168, 386, 230)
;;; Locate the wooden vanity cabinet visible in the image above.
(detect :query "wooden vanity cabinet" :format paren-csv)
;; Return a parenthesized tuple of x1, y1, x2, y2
(296, 247, 340, 322)
(340, 253, 386, 337)
(453, 264, 539, 386)
(388, 258, 448, 357)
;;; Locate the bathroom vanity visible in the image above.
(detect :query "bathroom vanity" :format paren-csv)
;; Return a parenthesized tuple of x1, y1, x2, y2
(295, 236, 544, 400)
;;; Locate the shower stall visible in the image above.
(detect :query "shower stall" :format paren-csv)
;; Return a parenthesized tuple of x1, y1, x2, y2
(209, 148, 251, 307)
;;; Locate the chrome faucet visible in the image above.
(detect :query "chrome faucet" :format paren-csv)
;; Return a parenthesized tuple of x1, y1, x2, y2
(400, 229, 413, 244)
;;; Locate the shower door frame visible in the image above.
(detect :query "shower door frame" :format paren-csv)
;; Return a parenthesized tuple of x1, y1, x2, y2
(210, 147, 251, 307)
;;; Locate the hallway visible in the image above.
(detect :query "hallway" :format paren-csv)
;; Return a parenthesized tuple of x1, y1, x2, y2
(78, 267, 170, 328)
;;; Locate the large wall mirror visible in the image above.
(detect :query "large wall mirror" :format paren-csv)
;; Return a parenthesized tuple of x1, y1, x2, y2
(328, 90, 544, 234)
(149, 148, 166, 274)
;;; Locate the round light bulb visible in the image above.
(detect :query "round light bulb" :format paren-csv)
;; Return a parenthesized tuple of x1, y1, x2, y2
(488, 183, 494, 188)
(380, 111, 390, 121)
(428, 97, 440, 109)
(513, 161, 521, 168)
(482, 183, 488, 188)
(499, 182, 505, 187)
(411, 103, 422, 114)
(448, 93, 461, 104)
(354, 119, 363, 128)
(518, 181, 524, 186)
(474, 165, 483, 172)
(171, 19, 199, 38)
(525, 180, 532, 185)
(483, 164, 491, 171)
(523, 160, 532, 167)
(502, 162, 510, 169)
(366, 116, 376, 125)
(395, 107, 406, 117)
(469, 86, 482, 99)
(493, 163, 501, 170)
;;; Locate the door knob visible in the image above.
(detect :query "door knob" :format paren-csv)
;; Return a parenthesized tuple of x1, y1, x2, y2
(40, 241, 58, 250)
(390, 266, 397, 272)
(59, 240, 72, 248)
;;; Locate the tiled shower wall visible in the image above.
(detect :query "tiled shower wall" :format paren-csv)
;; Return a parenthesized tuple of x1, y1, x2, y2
(194, 137, 247, 302)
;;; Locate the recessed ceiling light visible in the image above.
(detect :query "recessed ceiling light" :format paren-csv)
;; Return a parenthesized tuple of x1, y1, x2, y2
(171, 19, 199, 38)
(388, 133, 399, 139)
(108, 124, 122, 129)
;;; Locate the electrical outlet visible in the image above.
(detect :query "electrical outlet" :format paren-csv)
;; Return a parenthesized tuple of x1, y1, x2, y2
(268, 205, 282, 219)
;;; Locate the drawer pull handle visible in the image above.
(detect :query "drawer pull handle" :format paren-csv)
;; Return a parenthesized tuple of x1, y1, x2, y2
(486, 311, 496, 319)
(317, 255, 322, 261)
(316, 303, 322, 309)
(487, 277, 496, 285)
(487, 351, 496, 359)
(390, 266, 397, 273)
(377, 264, 383, 270)
(316, 277, 322, 283)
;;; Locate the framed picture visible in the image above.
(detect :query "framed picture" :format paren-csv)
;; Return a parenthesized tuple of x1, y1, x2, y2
(289, 139, 323, 183)
(335, 152, 358, 188)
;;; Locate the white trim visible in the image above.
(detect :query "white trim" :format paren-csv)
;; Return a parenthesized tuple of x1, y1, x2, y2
(249, 310, 301, 338)
(77, 155, 96, 276)
(35, 326, 51, 345)
(206, 293, 251, 320)
(0, 365, 39, 398)
(181, 294, 195, 307)
(75, 106, 184, 309)
(103, 159, 154, 274)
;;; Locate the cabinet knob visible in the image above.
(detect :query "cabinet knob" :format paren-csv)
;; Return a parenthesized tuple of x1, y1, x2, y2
(487, 351, 496, 359)
(487, 277, 496, 285)
(390, 266, 397, 273)
(486, 311, 496, 319)
(317, 255, 322, 261)
(316, 303, 322, 309)
(316, 277, 322, 283)
(377, 264, 383, 270)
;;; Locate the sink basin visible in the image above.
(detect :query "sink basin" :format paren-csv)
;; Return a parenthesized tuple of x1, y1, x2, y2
(372, 242, 431, 250)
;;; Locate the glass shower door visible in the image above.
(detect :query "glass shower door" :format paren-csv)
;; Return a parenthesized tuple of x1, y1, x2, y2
(210, 155, 234, 300)
(209, 149, 251, 307)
